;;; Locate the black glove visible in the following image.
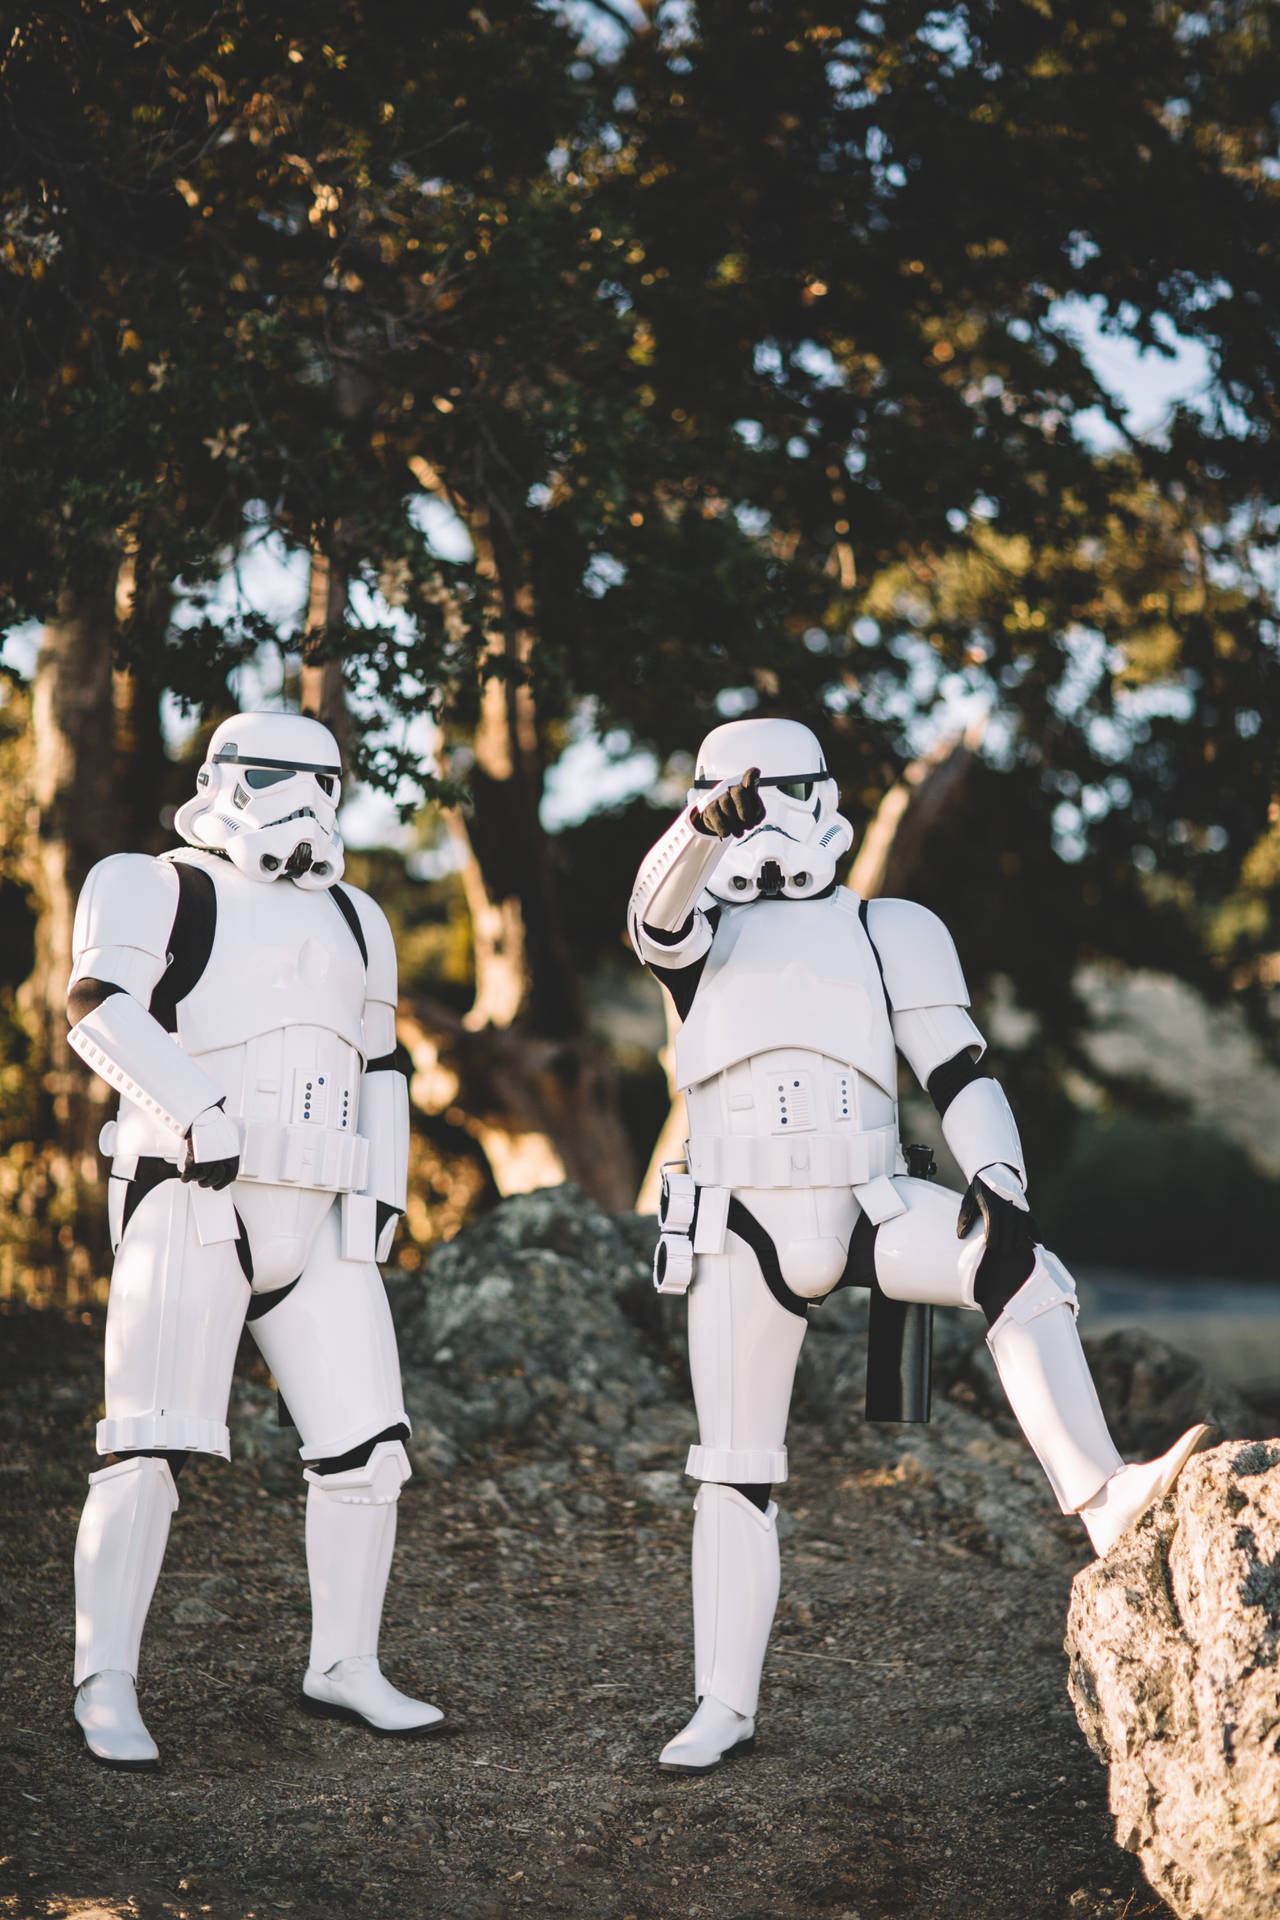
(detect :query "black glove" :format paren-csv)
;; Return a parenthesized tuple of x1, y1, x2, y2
(957, 1171, 1039, 1323)
(693, 766, 766, 838)
(182, 1103, 241, 1191)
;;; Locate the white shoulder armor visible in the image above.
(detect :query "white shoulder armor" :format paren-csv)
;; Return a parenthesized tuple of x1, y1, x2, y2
(69, 853, 179, 1004)
(864, 897, 970, 1012)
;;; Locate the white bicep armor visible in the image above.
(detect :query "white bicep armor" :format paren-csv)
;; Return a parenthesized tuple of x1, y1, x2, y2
(866, 895, 1026, 1191)
(67, 855, 223, 1142)
(627, 802, 728, 968)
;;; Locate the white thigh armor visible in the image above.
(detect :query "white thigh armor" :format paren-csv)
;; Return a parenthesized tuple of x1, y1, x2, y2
(249, 1204, 408, 1461)
(872, 1176, 986, 1309)
(685, 1238, 808, 1486)
(99, 1180, 250, 1458)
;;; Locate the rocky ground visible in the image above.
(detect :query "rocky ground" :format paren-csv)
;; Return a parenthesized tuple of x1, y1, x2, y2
(2, 1187, 1270, 1920)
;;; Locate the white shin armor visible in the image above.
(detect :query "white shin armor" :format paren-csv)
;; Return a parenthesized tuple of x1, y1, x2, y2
(74, 1455, 179, 1685)
(986, 1251, 1124, 1513)
(303, 1440, 410, 1674)
(692, 1484, 780, 1719)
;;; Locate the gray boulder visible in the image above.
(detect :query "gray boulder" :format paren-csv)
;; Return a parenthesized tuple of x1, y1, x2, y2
(388, 1184, 682, 1466)
(930, 1317, 1266, 1459)
(1065, 1439, 1280, 1920)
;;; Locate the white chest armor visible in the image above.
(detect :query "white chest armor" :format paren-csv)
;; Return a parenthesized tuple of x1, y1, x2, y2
(674, 892, 896, 1097)
(107, 854, 370, 1191)
(172, 852, 367, 1058)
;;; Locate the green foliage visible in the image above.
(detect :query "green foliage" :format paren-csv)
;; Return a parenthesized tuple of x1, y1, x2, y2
(341, 846, 474, 1012)
(2, 0, 1278, 1061)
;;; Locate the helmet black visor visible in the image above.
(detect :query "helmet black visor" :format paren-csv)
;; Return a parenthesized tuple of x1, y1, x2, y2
(215, 753, 339, 798)
(693, 770, 830, 801)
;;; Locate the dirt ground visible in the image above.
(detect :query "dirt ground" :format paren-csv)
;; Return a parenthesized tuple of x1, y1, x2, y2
(0, 1307, 1173, 1920)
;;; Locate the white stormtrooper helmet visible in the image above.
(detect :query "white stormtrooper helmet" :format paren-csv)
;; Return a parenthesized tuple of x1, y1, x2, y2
(692, 717, 853, 902)
(173, 712, 345, 888)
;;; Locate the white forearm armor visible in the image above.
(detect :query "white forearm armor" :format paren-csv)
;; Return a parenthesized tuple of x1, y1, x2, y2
(347, 893, 408, 1263)
(69, 992, 225, 1144)
(940, 1077, 1026, 1189)
(627, 791, 734, 965)
(67, 854, 222, 1147)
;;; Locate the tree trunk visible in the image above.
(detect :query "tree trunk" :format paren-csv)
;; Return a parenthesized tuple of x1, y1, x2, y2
(432, 506, 637, 1210)
(17, 588, 126, 1296)
(301, 541, 350, 756)
(847, 718, 986, 900)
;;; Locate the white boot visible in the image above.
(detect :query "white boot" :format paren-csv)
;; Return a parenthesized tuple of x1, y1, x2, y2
(658, 1484, 777, 1773)
(1079, 1426, 1216, 1556)
(301, 1440, 443, 1736)
(658, 1694, 756, 1773)
(75, 1671, 158, 1769)
(987, 1251, 1212, 1554)
(73, 1455, 179, 1767)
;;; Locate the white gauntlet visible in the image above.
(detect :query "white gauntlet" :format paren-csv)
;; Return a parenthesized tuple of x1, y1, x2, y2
(69, 992, 226, 1143)
(628, 794, 733, 961)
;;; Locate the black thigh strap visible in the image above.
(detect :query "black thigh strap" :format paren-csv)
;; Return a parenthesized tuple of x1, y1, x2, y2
(245, 1274, 299, 1321)
(120, 1156, 179, 1240)
(726, 1196, 810, 1320)
(119, 1158, 252, 1282)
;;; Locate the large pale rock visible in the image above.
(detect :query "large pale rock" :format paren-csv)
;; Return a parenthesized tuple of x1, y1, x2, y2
(1065, 1439, 1280, 1920)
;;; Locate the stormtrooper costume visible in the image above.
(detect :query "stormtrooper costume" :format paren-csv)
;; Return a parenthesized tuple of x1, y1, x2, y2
(66, 711, 442, 1767)
(629, 717, 1211, 1774)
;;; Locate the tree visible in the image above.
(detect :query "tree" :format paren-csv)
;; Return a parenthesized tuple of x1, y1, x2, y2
(2, 0, 1278, 1250)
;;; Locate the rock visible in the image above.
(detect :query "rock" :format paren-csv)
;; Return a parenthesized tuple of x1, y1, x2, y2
(390, 1184, 677, 1452)
(631, 1468, 688, 1510)
(1080, 1330, 1267, 1457)
(1065, 1439, 1280, 1920)
(836, 1395, 1079, 1569)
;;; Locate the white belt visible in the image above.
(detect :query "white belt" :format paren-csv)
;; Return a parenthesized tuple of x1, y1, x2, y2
(686, 1125, 898, 1191)
(238, 1119, 370, 1193)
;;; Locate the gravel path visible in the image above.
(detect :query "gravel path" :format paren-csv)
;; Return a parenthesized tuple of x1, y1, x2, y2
(1, 1306, 1174, 1920)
